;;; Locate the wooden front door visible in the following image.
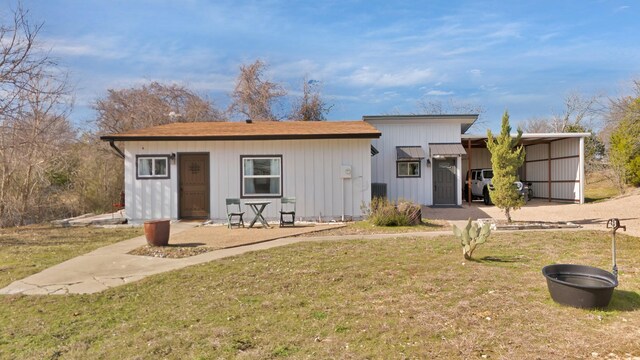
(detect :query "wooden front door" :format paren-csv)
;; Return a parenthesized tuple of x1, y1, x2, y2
(179, 153, 210, 219)
(433, 158, 457, 205)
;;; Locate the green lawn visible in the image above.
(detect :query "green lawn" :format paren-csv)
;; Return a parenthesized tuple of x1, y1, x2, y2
(1, 228, 639, 359)
(0, 225, 143, 288)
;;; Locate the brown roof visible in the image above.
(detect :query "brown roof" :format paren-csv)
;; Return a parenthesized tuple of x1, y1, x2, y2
(100, 121, 381, 141)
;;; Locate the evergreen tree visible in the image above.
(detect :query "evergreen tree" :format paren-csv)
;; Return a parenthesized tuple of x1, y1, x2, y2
(486, 111, 526, 222)
(609, 97, 640, 189)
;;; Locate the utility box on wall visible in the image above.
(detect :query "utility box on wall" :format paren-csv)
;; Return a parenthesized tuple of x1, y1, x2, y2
(341, 165, 352, 179)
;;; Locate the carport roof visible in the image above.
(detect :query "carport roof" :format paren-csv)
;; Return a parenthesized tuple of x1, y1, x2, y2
(461, 132, 591, 148)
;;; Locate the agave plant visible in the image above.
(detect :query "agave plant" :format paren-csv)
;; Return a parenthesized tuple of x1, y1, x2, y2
(452, 218, 491, 260)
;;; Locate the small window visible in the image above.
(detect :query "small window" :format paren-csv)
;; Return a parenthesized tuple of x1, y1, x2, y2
(397, 161, 421, 178)
(471, 171, 477, 180)
(137, 155, 169, 179)
(241, 156, 282, 197)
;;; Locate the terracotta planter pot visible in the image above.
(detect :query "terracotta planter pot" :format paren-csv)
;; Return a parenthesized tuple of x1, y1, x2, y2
(144, 220, 170, 246)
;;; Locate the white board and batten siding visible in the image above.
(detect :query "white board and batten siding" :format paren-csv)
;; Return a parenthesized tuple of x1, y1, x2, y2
(124, 139, 371, 222)
(368, 119, 464, 205)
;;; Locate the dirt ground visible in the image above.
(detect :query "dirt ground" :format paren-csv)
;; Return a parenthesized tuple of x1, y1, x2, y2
(425, 188, 640, 237)
(168, 223, 345, 249)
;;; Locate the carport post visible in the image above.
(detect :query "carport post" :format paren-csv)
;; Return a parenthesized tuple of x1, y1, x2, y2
(579, 136, 585, 204)
(548, 142, 552, 202)
(467, 139, 472, 204)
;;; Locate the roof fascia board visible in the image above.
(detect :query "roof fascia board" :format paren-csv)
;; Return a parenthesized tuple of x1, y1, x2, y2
(100, 133, 381, 142)
(462, 132, 591, 140)
(364, 114, 478, 122)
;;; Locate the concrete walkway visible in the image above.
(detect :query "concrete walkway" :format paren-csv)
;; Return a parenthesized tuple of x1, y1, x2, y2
(6, 192, 636, 296)
(0, 225, 453, 295)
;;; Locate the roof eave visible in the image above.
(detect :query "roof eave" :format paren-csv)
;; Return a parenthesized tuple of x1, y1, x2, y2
(100, 133, 382, 142)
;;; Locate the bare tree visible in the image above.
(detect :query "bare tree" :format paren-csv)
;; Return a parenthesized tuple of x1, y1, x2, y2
(0, 70, 74, 226)
(229, 60, 287, 121)
(0, 6, 76, 227)
(417, 98, 486, 132)
(289, 77, 332, 121)
(95, 81, 224, 134)
(0, 6, 51, 116)
(602, 80, 640, 143)
(85, 82, 224, 213)
(551, 91, 603, 132)
(521, 91, 603, 133)
(519, 117, 553, 133)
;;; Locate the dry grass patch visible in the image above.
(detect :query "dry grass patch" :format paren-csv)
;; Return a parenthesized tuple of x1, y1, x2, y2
(585, 170, 622, 202)
(299, 219, 448, 236)
(128, 244, 215, 258)
(1, 230, 639, 359)
(0, 225, 142, 288)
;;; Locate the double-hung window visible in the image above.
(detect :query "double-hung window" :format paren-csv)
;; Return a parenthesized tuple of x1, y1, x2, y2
(241, 155, 282, 197)
(137, 155, 169, 179)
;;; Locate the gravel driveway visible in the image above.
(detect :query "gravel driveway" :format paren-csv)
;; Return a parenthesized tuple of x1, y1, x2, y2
(425, 189, 640, 237)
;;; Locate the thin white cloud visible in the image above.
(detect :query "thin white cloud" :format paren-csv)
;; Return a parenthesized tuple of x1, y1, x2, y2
(426, 90, 454, 96)
(344, 66, 433, 87)
(44, 36, 128, 59)
(538, 32, 559, 42)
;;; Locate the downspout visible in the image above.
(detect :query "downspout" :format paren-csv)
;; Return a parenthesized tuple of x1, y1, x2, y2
(109, 140, 125, 159)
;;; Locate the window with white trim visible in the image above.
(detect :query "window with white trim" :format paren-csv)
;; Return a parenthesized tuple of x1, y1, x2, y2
(397, 161, 420, 177)
(241, 156, 282, 197)
(137, 155, 169, 179)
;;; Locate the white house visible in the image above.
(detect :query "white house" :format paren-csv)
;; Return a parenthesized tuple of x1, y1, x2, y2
(365, 115, 477, 206)
(100, 121, 381, 223)
(365, 114, 589, 206)
(102, 116, 589, 223)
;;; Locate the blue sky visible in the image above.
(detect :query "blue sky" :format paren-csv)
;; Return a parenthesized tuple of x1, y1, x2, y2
(12, 0, 640, 131)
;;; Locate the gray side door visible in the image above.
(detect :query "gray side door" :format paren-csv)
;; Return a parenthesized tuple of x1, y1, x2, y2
(433, 158, 457, 205)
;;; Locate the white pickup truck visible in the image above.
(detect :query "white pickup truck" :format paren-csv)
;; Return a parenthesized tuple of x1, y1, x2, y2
(463, 168, 527, 205)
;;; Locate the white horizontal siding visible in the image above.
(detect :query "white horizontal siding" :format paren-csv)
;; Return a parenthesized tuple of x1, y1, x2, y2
(524, 138, 582, 201)
(459, 138, 582, 202)
(551, 138, 579, 158)
(123, 139, 371, 222)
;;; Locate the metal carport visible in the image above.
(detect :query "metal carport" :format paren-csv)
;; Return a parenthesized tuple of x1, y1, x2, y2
(461, 133, 590, 204)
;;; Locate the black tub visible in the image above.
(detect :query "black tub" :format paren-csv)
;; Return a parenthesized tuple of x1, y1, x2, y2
(542, 264, 618, 309)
